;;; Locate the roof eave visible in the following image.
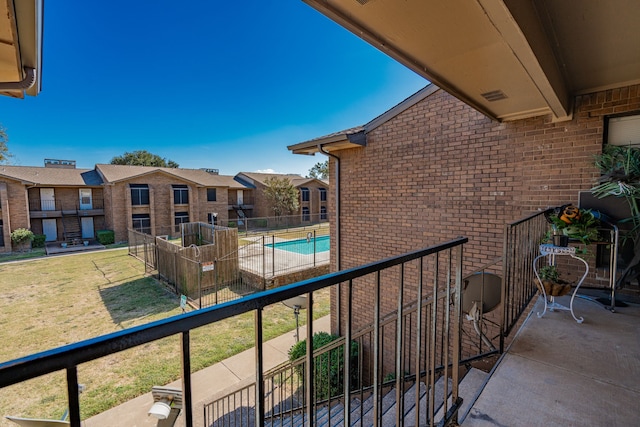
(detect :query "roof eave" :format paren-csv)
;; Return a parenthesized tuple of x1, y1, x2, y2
(288, 130, 366, 155)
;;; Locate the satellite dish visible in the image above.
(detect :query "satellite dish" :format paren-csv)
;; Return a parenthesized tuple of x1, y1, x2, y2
(461, 272, 502, 314)
(461, 272, 502, 351)
(283, 295, 308, 310)
(282, 295, 308, 342)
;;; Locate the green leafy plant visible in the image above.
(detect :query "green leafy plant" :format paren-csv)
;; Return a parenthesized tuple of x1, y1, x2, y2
(32, 234, 46, 248)
(544, 206, 600, 246)
(288, 332, 359, 401)
(96, 230, 115, 245)
(592, 144, 640, 242)
(10, 228, 34, 246)
(537, 265, 572, 297)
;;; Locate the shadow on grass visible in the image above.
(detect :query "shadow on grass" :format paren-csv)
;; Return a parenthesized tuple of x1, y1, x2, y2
(99, 277, 179, 325)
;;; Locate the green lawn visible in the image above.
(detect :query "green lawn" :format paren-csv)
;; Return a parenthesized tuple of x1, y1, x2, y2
(0, 248, 330, 422)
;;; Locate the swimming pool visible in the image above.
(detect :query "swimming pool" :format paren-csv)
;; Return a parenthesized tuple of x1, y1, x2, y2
(266, 235, 330, 255)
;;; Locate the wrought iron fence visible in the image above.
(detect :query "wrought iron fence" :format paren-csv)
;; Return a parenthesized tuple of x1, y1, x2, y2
(221, 213, 329, 235)
(501, 210, 548, 345)
(205, 237, 467, 427)
(0, 237, 467, 427)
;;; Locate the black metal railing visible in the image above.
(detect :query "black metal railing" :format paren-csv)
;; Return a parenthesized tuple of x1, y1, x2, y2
(0, 237, 467, 427)
(28, 198, 105, 212)
(205, 237, 467, 427)
(501, 210, 548, 348)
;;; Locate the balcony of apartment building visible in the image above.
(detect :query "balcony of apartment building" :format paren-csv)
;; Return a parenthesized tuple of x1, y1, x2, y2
(28, 196, 105, 219)
(1, 210, 637, 427)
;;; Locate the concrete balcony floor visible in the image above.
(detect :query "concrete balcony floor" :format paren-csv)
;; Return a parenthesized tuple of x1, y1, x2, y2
(462, 293, 640, 426)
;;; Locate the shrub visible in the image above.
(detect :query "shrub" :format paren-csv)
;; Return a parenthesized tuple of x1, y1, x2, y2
(31, 234, 46, 248)
(227, 221, 237, 228)
(11, 228, 34, 246)
(96, 230, 115, 245)
(288, 332, 359, 400)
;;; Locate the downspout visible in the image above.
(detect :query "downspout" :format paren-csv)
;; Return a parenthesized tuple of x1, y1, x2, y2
(0, 67, 36, 91)
(318, 144, 342, 335)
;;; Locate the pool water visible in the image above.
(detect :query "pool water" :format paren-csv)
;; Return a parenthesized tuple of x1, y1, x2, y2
(266, 235, 330, 255)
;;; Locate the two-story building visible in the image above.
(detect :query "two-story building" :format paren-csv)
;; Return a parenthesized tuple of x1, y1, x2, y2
(234, 172, 329, 222)
(0, 161, 251, 252)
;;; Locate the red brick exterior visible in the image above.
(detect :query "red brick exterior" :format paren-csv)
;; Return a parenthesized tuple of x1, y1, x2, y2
(105, 173, 230, 243)
(329, 84, 640, 334)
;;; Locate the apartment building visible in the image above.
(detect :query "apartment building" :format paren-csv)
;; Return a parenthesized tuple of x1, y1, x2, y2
(234, 172, 329, 222)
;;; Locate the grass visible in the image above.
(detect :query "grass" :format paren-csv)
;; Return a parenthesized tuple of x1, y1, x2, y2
(0, 248, 330, 423)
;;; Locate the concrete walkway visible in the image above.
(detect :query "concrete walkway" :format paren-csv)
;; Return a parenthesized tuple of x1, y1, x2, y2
(461, 295, 640, 426)
(84, 315, 331, 427)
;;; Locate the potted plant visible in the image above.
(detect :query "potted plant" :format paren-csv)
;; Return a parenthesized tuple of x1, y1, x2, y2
(544, 205, 601, 247)
(537, 265, 572, 297)
(592, 144, 640, 244)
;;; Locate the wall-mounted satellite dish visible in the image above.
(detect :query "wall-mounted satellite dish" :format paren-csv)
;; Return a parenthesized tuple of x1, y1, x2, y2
(461, 272, 502, 351)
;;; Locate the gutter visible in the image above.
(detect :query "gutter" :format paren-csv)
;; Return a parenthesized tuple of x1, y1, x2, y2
(0, 67, 37, 91)
(318, 144, 342, 335)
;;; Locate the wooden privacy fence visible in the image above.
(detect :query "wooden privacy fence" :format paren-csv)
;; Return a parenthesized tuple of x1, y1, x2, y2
(130, 223, 250, 308)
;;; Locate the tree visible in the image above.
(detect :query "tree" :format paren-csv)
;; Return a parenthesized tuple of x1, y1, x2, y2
(263, 176, 299, 218)
(307, 160, 328, 179)
(110, 150, 179, 168)
(0, 124, 13, 164)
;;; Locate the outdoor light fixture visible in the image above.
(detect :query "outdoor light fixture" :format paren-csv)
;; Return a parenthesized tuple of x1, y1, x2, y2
(148, 386, 182, 425)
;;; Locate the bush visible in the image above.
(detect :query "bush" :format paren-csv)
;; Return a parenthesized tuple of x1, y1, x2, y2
(11, 228, 34, 246)
(32, 234, 46, 248)
(227, 221, 237, 228)
(288, 332, 359, 400)
(96, 230, 115, 245)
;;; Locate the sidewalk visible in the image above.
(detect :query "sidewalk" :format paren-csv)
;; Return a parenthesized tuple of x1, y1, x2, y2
(84, 315, 331, 427)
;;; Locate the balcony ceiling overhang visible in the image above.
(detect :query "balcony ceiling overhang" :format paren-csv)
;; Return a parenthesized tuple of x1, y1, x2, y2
(0, 0, 43, 98)
(302, 0, 640, 122)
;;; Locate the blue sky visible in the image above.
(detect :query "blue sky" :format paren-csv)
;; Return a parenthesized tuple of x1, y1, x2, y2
(0, 1, 427, 176)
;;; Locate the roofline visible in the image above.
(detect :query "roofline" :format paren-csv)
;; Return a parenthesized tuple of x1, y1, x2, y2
(288, 84, 440, 155)
(365, 84, 440, 132)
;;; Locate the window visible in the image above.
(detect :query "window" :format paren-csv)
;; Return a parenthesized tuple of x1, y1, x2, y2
(607, 114, 640, 146)
(173, 185, 189, 204)
(0, 219, 3, 246)
(132, 214, 151, 233)
(175, 212, 189, 227)
(207, 213, 218, 225)
(207, 188, 217, 202)
(302, 206, 310, 222)
(319, 188, 327, 202)
(301, 187, 310, 202)
(320, 206, 327, 220)
(130, 184, 149, 206)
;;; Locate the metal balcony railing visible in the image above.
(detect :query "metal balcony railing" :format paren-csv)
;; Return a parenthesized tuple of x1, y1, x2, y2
(0, 237, 467, 427)
(28, 198, 105, 212)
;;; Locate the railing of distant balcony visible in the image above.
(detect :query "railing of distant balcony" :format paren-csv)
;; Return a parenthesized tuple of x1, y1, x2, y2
(28, 198, 105, 212)
(501, 210, 548, 349)
(0, 237, 466, 427)
(221, 213, 330, 235)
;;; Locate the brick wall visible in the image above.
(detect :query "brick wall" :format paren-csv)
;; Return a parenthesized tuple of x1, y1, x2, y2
(106, 174, 232, 242)
(329, 84, 640, 335)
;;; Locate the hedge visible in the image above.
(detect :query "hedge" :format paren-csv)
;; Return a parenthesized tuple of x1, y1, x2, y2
(96, 230, 115, 245)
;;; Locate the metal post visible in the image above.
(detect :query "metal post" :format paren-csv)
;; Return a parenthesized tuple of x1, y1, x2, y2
(66, 367, 81, 427)
(262, 236, 266, 289)
(255, 310, 265, 427)
(182, 331, 193, 427)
